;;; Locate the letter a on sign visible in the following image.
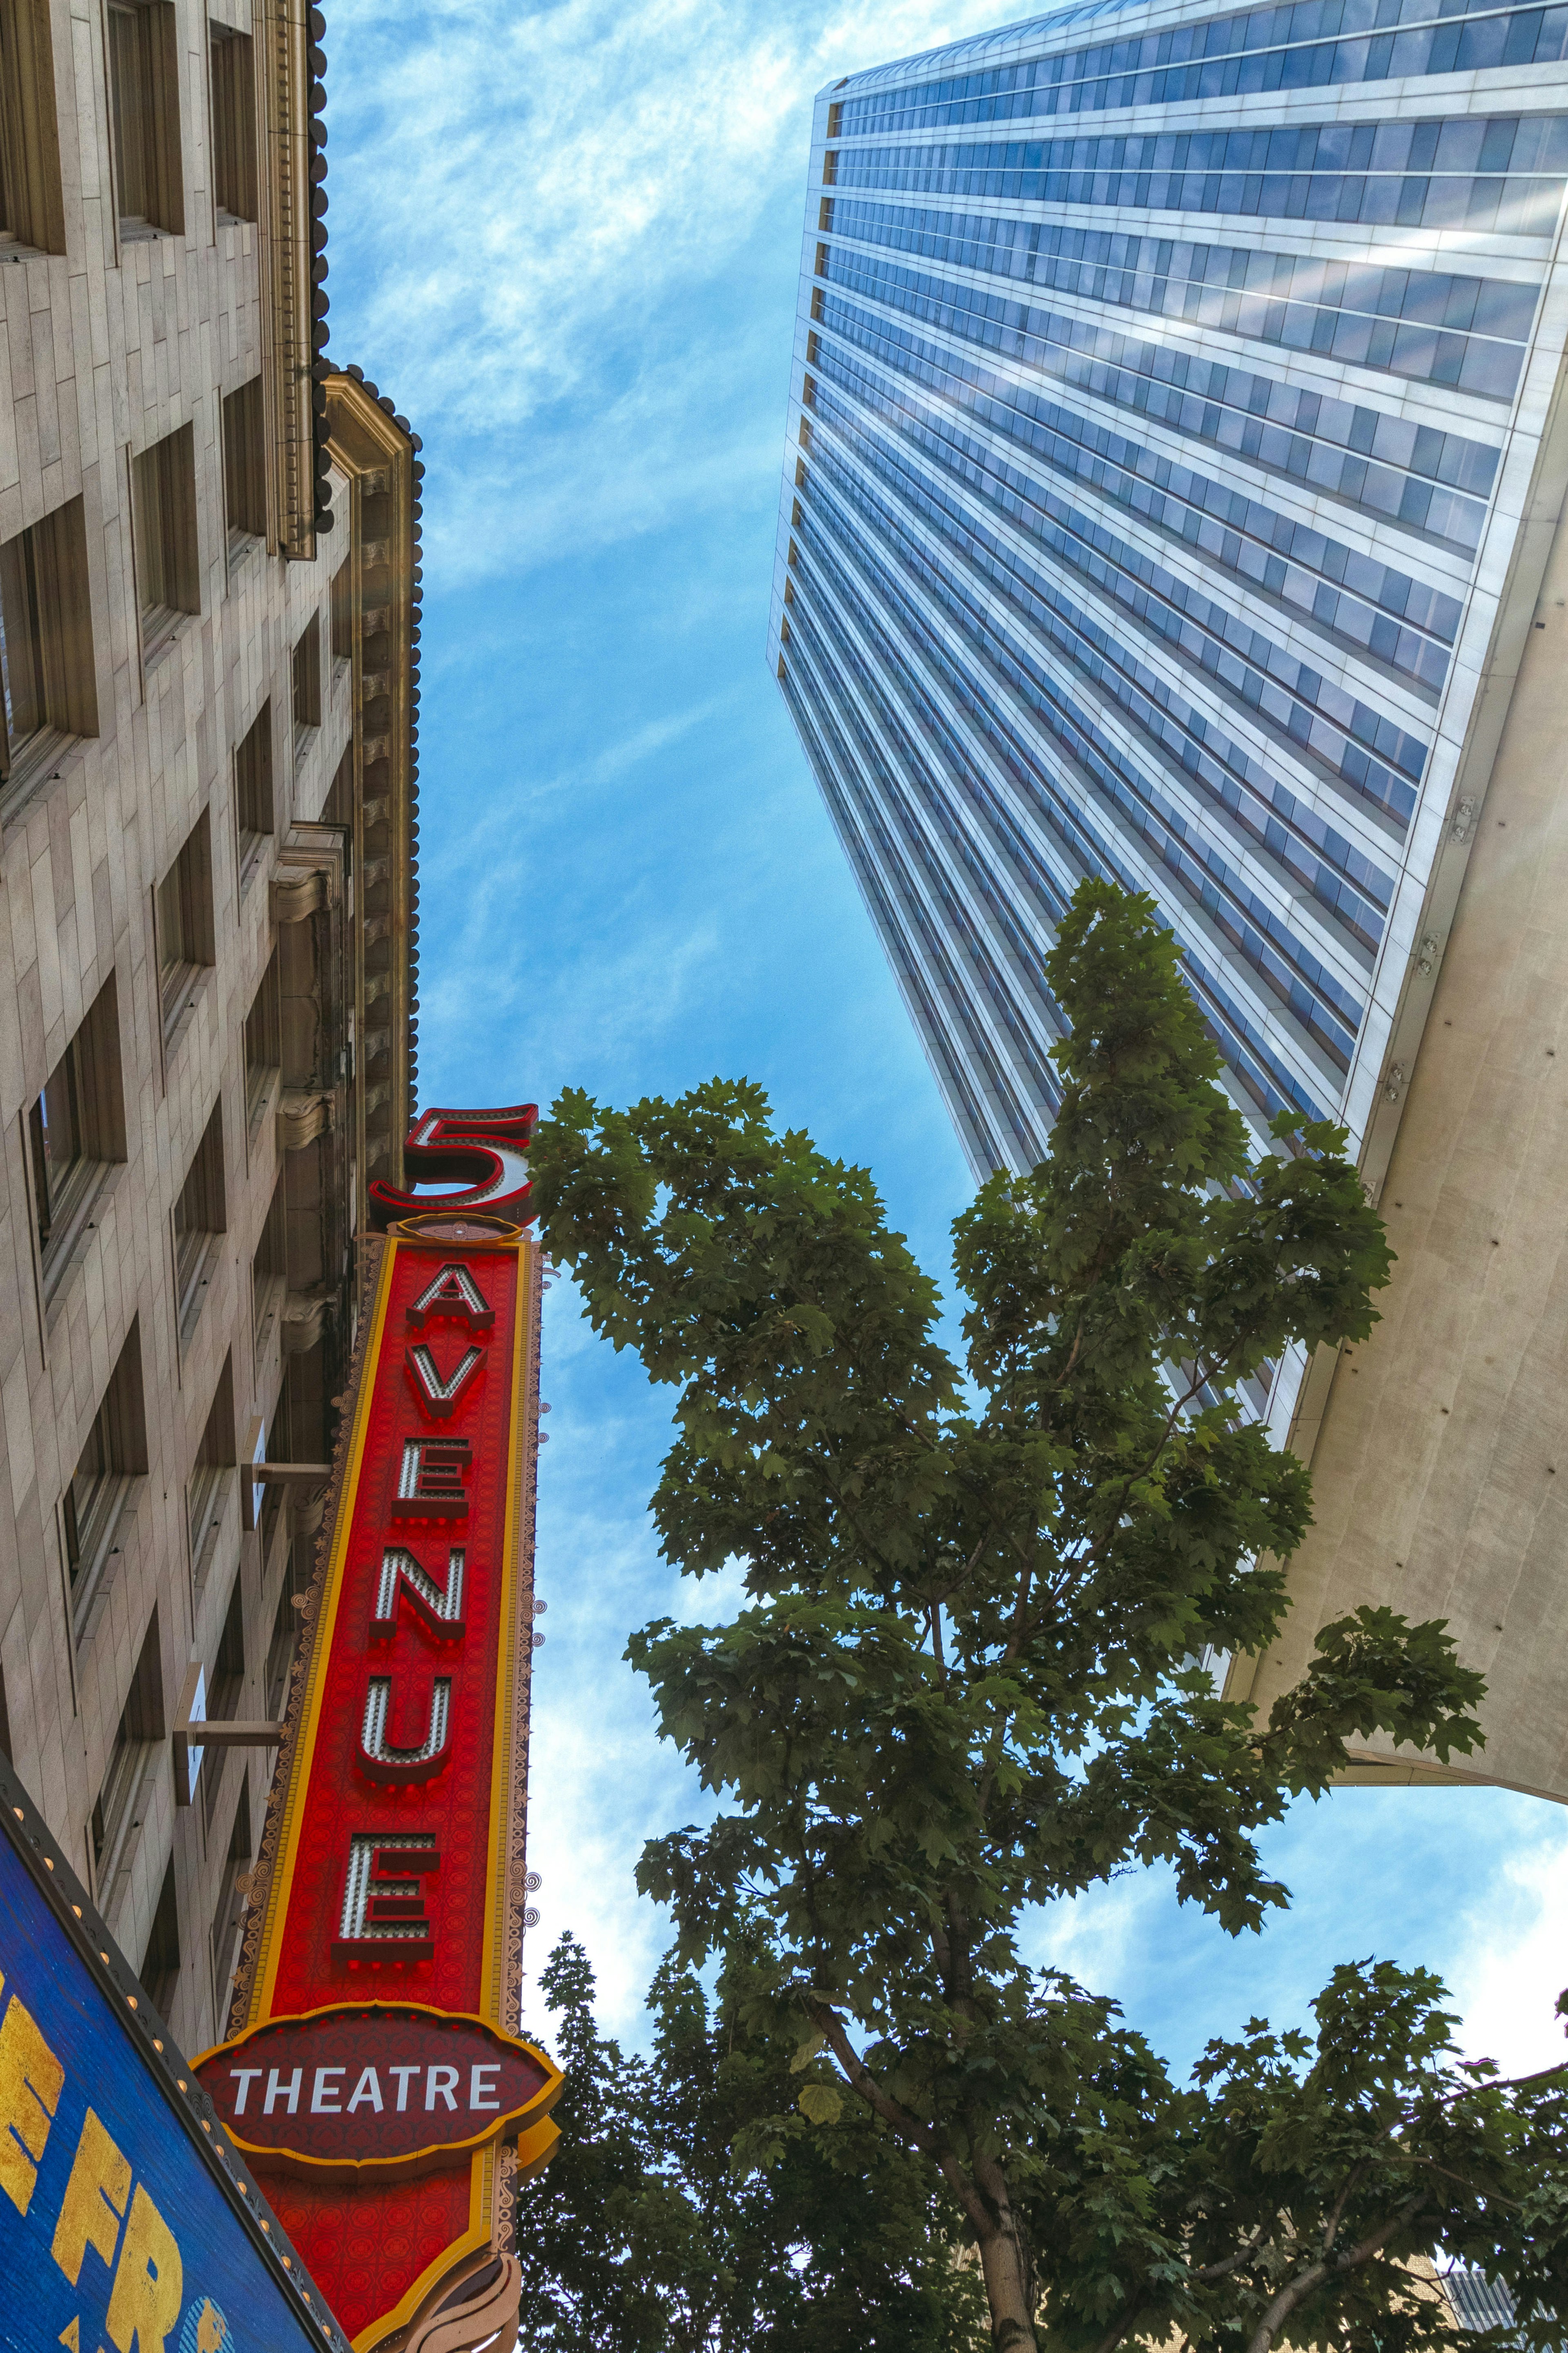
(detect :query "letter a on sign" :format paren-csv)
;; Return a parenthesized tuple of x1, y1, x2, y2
(406, 1263, 493, 1330)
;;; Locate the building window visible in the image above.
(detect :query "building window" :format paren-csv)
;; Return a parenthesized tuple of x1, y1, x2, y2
(187, 1352, 236, 1599)
(0, 0, 66, 252)
(27, 972, 125, 1301)
(154, 808, 214, 1040)
(209, 25, 255, 223)
(141, 1854, 180, 2018)
(252, 1171, 287, 1373)
(221, 376, 265, 555)
(257, 1364, 293, 1552)
(330, 558, 352, 667)
(201, 1569, 245, 1827)
(89, 1606, 161, 1905)
(234, 700, 272, 885)
(266, 1546, 306, 1718)
(324, 740, 352, 828)
(0, 495, 98, 798)
(172, 1100, 225, 1344)
(244, 950, 281, 1130)
(90, 1707, 136, 1889)
(210, 1778, 251, 2024)
(64, 1320, 147, 1640)
(105, 0, 182, 239)
(291, 613, 321, 745)
(131, 423, 198, 665)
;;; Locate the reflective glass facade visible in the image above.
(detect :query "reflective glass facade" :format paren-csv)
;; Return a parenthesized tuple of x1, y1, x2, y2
(769, 0, 1568, 1427)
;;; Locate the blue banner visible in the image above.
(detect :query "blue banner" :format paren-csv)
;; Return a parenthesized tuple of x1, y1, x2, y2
(0, 1776, 341, 2353)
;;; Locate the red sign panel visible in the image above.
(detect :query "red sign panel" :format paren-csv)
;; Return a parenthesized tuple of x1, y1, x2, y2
(197, 1211, 559, 2350)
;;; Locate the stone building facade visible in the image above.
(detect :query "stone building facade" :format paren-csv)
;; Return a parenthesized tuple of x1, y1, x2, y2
(0, 0, 421, 2062)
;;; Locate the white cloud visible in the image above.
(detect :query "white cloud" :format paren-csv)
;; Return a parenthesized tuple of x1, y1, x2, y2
(1449, 1815, 1568, 2079)
(322, 0, 1012, 577)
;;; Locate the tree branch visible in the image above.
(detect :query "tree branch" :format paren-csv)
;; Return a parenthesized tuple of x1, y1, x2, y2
(1243, 2198, 1426, 2353)
(810, 2006, 942, 2159)
(1192, 2223, 1270, 2283)
(1090, 2304, 1145, 2353)
(812, 1999, 997, 2248)
(1320, 2164, 1366, 2258)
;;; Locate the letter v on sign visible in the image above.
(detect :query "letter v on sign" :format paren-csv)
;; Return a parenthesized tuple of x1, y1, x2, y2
(404, 1343, 484, 1420)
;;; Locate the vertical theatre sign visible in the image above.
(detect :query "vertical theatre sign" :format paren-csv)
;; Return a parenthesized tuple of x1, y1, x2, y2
(197, 1110, 561, 2352)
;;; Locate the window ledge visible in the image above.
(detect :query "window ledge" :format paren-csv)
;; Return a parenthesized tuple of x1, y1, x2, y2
(71, 1476, 143, 1652)
(94, 1740, 160, 1940)
(160, 959, 212, 1055)
(189, 1465, 237, 1600)
(142, 605, 192, 678)
(176, 1228, 224, 1352)
(41, 1160, 125, 1322)
(246, 1062, 281, 1139)
(0, 727, 83, 836)
(226, 529, 263, 585)
(238, 828, 272, 897)
(253, 1270, 287, 1372)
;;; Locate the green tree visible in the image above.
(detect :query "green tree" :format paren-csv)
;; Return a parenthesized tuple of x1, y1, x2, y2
(517, 1927, 986, 2350)
(516, 1931, 664, 2349)
(528, 879, 1564, 2352)
(1024, 1955, 1568, 2353)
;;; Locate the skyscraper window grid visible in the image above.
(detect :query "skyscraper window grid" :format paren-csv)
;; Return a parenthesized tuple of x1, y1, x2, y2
(770, 0, 1568, 1445)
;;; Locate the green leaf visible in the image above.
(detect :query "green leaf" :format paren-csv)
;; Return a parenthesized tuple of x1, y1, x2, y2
(797, 2084, 844, 2126)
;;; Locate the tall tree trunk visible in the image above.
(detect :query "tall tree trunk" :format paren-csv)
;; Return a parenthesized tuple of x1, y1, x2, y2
(973, 2155, 1038, 2351)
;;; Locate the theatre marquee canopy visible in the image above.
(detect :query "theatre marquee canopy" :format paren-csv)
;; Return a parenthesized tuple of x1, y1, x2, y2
(0, 1747, 343, 2353)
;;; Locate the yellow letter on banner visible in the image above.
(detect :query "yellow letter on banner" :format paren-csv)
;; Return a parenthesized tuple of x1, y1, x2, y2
(0, 1983, 64, 2215)
(51, 2107, 130, 2285)
(105, 2182, 183, 2353)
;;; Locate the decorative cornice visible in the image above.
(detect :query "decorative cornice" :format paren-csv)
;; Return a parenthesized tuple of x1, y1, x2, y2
(322, 371, 423, 1220)
(278, 1090, 335, 1152)
(257, 0, 327, 559)
(271, 867, 331, 924)
(281, 1287, 333, 1352)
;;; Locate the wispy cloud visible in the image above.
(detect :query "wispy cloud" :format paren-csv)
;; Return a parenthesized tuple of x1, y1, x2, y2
(323, 0, 1008, 577)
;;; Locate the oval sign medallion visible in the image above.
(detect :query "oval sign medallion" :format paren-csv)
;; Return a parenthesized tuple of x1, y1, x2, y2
(195, 2003, 562, 2178)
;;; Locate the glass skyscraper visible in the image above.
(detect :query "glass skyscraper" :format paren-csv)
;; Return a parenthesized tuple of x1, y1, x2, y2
(771, 2, 1568, 1795)
(770, 0, 1568, 1218)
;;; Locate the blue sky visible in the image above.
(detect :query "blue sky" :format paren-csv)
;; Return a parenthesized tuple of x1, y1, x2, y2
(321, 0, 1568, 2083)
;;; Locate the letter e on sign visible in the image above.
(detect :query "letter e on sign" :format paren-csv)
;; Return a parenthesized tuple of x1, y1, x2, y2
(51, 2108, 131, 2284)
